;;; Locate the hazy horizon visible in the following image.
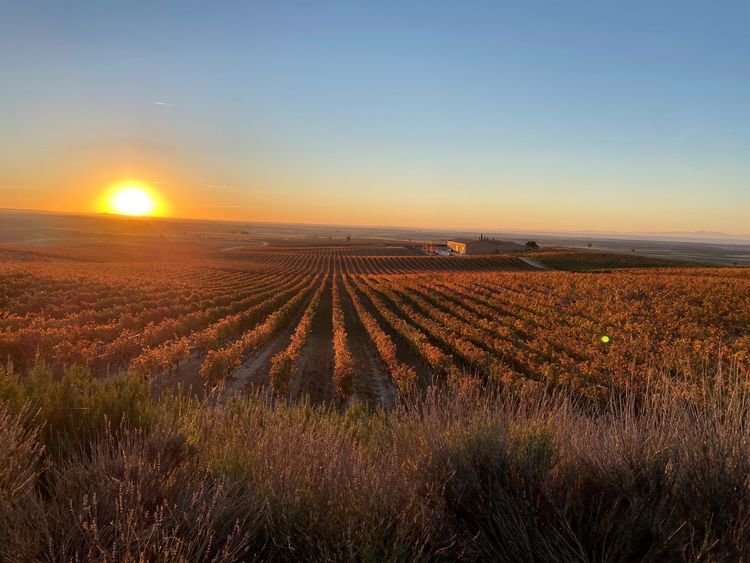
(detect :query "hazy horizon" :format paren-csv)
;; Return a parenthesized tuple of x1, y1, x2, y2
(2, 1, 749, 233)
(3, 206, 750, 246)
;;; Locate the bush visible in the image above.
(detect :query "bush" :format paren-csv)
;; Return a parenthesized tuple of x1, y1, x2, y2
(0, 359, 152, 457)
(0, 405, 47, 561)
(45, 427, 257, 562)
(0, 360, 748, 560)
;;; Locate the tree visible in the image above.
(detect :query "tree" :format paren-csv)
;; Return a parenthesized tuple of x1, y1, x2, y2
(525, 241, 539, 250)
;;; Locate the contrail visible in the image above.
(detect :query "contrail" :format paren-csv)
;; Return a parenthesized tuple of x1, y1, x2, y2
(153, 101, 174, 106)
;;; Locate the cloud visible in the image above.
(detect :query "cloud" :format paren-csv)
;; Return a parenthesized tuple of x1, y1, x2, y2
(152, 101, 174, 106)
(195, 183, 244, 193)
(174, 204, 241, 209)
(0, 185, 38, 191)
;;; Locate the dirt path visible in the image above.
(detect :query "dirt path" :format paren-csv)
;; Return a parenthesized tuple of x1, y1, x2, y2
(219, 277, 326, 399)
(347, 277, 432, 388)
(222, 334, 287, 397)
(519, 256, 553, 270)
(221, 301, 312, 398)
(221, 241, 269, 252)
(337, 277, 397, 409)
(361, 279, 475, 379)
(292, 277, 336, 404)
(149, 353, 205, 398)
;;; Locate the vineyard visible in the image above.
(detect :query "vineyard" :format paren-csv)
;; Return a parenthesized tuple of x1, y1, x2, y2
(2, 243, 749, 405)
(3, 241, 750, 560)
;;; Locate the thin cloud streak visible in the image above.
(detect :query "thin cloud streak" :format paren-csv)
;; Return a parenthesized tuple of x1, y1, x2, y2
(0, 185, 38, 191)
(173, 204, 242, 209)
(195, 183, 245, 193)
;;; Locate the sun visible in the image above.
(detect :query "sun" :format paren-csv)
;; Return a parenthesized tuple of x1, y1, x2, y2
(111, 186, 154, 216)
(101, 182, 165, 217)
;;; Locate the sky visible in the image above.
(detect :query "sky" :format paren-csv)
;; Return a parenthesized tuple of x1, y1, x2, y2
(1, 1, 749, 234)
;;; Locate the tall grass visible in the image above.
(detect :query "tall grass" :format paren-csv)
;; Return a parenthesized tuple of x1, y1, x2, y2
(0, 360, 748, 561)
(0, 359, 152, 457)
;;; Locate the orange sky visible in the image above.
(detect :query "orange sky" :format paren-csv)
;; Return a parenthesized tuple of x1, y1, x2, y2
(3, 170, 747, 235)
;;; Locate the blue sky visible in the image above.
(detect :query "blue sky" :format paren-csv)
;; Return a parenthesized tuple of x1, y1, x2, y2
(1, 1, 749, 232)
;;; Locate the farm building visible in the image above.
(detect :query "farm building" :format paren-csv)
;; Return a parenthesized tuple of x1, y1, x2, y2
(447, 237, 525, 255)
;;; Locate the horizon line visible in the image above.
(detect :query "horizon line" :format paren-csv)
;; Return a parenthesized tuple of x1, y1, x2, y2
(2, 206, 749, 243)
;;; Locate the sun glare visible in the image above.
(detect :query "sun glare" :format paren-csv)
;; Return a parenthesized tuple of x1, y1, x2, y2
(103, 183, 164, 217)
(112, 187, 154, 216)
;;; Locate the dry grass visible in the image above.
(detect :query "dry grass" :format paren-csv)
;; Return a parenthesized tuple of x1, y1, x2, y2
(0, 359, 748, 561)
(0, 405, 47, 561)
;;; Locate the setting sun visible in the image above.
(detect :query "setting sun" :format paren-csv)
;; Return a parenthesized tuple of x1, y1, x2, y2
(112, 187, 154, 216)
(100, 182, 166, 217)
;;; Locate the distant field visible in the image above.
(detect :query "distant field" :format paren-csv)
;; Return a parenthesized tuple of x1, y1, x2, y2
(528, 249, 701, 271)
(2, 241, 748, 405)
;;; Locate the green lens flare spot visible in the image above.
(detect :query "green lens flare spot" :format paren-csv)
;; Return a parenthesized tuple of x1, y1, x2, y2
(601, 335, 610, 343)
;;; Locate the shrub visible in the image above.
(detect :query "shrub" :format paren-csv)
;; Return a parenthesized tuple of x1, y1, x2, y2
(45, 427, 258, 562)
(0, 359, 748, 560)
(0, 359, 152, 457)
(0, 405, 47, 561)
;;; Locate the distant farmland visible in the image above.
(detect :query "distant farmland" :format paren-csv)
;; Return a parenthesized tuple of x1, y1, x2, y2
(2, 243, 748, 405)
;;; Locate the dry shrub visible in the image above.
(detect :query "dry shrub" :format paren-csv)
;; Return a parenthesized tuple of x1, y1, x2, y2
(0, 360, 749, 561)
(179, 396, 435, 560)
(548, 375, 750, 562)
(45, 426, 259, 562)
(0, 359, 152, 458)
(392, 374, 750, 561)
(0, 405, 47, 561)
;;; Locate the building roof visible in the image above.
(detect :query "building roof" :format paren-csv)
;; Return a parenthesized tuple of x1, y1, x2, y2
(448, 238, 482, 244)
(448, 238, 524, 248)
